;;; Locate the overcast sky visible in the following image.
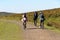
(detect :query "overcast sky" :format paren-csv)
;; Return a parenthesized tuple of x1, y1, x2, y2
(0, 0, 60, 13)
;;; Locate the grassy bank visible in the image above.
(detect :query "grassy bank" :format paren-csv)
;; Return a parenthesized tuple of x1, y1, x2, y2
(0, 21, 23, 40)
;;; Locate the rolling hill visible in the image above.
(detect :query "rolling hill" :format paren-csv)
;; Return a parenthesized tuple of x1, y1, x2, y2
(0, 12, 14, 16)
(0, 8, 60, 29)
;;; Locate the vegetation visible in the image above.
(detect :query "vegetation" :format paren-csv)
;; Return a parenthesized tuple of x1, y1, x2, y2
(0, 21, 23, 40)
(0, 8, 60, 32)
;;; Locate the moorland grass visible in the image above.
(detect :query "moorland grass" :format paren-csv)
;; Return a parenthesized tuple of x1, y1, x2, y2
(0, 21, 23, 40)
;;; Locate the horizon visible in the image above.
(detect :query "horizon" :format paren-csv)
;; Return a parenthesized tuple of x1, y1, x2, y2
(0, 0, 60, 13)
(0, 8, 60, 13)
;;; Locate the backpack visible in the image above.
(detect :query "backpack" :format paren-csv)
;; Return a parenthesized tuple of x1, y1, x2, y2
(21, 17, 27, 22)
(40, 14, 45, 21)
(23, 17, 26, 20)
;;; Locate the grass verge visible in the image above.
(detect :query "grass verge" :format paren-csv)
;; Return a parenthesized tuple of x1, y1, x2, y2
(45, 24, 60, 33)
(0, 21, 23, 40)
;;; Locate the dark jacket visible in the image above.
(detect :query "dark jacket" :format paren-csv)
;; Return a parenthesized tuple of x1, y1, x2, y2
(34, 12, 38, 20)
(39, 13, 45, 21)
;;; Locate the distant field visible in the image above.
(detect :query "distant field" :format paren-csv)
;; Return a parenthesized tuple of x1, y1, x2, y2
(0, 21, 23, 40)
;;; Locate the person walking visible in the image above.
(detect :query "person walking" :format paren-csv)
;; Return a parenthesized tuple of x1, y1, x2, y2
(38, 11, 45, 29)
(21, 13, 27, 29)
(33, 11, 38, 26)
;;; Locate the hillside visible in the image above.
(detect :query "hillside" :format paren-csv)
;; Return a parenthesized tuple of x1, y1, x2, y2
(11, 8, 60, 29)
(0, 12, 14, 16)
(0, 8, 60, 29)
(0, 12, 16, 20)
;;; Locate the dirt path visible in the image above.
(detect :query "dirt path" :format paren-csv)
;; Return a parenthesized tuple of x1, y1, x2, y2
(23, 22, 60, 40)
(0, 19, 60, 40)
